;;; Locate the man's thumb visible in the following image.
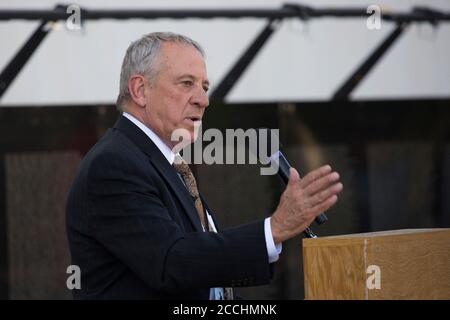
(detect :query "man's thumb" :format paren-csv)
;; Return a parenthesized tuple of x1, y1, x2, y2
(288, 167, 300, 187)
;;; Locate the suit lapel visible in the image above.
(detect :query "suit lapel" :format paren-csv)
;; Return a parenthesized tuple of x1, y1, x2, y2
(114, 115, 203, 232)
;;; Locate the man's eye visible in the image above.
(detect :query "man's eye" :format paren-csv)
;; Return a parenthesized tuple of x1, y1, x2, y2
(203, 87, 209, 93)
(182, 81, 193, 86)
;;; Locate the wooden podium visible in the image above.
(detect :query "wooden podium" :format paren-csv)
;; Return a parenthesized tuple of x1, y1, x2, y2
(302, 229, 450, 299)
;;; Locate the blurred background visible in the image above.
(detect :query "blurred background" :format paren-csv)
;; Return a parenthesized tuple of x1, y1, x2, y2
(0, 0, 449, 299)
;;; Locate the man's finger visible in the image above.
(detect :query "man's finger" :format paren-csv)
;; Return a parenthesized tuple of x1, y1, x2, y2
(304, 172, 340, 196)
(309, 182, 343, 206)
(310, 195, 338, 217)
(287, 167, 300, 188)
(298, 165, 332, 189)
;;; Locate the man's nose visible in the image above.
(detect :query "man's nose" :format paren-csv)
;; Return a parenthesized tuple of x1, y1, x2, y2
(190, 86, 209, 109)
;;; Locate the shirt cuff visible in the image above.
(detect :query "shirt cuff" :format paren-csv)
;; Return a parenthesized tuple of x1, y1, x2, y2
(264, 217, 282, 263)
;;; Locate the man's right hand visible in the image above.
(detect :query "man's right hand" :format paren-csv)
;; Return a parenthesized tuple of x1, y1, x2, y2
(270, 165, 343, 244)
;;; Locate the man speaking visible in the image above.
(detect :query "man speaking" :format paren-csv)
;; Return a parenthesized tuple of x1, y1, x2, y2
(65, 32, 343, 299)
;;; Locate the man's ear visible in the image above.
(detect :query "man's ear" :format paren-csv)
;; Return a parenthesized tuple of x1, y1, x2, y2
(128, 75, 147, 107)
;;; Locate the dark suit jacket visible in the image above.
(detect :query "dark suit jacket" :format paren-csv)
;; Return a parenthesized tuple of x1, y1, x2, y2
(66, 115, 273, 299)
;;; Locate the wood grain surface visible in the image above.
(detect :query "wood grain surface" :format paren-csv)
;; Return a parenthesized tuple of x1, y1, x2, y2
(303, 229, 450, 299)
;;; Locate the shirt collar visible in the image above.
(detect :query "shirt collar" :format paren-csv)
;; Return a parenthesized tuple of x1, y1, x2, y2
(123, 112, 176, 165)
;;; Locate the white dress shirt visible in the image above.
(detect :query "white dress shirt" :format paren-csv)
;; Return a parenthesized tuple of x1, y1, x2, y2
(123, 112, 282, 299)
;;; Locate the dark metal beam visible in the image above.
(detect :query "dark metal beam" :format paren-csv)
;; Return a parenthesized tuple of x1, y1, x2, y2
(332, 22, 409, 101)
(0, 5, 448, 22)
(210, 19, 280, 101)
(0, 5, 70, 100)
(0, 21, 53, 99)
(0, 7, 362, 21)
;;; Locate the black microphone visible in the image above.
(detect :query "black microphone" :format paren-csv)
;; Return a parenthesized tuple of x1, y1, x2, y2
(250, 128, 328, 226)
(272, 150, 328, 225)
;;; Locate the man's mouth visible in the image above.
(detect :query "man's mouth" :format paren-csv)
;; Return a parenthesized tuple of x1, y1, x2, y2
(186, 116, 202, 123)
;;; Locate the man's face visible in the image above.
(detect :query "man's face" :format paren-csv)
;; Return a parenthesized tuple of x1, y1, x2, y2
(142, 42, 209, 149)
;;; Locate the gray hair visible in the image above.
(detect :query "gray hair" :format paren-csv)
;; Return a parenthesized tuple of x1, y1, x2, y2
(116, 32, 205, 110)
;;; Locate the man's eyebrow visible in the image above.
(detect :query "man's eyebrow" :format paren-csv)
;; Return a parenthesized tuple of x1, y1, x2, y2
(177, 74, 210, 87)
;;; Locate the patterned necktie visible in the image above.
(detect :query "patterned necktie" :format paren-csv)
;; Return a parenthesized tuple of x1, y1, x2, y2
(173, 155, 209, 231)
(173, 155, 234, 300)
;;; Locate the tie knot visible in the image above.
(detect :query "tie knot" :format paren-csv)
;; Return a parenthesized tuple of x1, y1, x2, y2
(173, 154, 186, 165)
(173, 155, 199, 199)
(173, 155, 190, 176)
(173, 154, 187, 166)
